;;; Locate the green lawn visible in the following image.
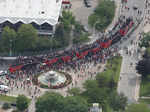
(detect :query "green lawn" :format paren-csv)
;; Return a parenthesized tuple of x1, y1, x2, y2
(139, 98, 150, 104)
(140, 78, 150, 96)
(106, 56, 122, 83)
(0, 95, 17, 103)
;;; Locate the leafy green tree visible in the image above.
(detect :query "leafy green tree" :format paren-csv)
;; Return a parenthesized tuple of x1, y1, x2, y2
(36, 92, 64, 112)
(96, 72, 111, 88)
(109, 92, 127, 111)
(126, 103, 150, 112)
(83, 80, 107, 105)
(144, 47, 150, 58)
(1, 26, 17, 52)
(136, 59, 150, 77)
(16, 95, 29, 111)
(2, 103, 11, 110)
(88, 14, 99, 28)
(62, 96, 88, 112)
(35, 37, 52, 51)
(61, 11, 75, 31)
(73, 33, 89, 44)
(83, 80, 99, 90)
(67, 87, 81, 96)
(140, 32, 150, 48)
(88, 0, 115, 31)
(16, 24, 38, 52)
(54, 24, 69, 46)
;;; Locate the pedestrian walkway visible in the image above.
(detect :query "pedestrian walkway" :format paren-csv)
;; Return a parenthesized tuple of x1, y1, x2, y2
(117, 47, 141, 104)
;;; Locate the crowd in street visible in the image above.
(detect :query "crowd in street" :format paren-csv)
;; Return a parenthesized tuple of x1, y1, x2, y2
(0, 0, 140, 100)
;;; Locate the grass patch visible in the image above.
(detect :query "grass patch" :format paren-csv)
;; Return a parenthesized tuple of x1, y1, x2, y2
(0, 95, 17, 103)
(139, 98, 150, 104)
(106, 56, 122, 83)
(140, 77, 150, 96)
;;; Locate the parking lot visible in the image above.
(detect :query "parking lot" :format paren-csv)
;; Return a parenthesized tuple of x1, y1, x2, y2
(70, 0, 99, 29)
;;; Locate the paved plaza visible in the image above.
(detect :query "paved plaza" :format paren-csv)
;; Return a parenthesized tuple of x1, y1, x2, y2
(0, 0, 148, 111)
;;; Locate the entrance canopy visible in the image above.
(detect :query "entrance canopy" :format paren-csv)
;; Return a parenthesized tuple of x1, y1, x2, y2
(0, 0, 62, 25)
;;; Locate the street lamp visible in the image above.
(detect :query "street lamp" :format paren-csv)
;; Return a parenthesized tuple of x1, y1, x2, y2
(9, 39, 12, 56)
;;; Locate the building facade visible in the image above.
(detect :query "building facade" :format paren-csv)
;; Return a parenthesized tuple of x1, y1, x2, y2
(0, 0, 63, 35)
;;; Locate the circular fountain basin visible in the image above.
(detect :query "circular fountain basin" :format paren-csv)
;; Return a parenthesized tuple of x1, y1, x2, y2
(38, 71, 68, 88)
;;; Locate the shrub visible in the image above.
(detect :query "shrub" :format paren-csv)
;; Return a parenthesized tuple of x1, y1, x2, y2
(2, 103, 11, 110)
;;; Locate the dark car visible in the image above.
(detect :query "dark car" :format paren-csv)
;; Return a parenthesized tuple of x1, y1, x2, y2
(11, 103, 17, 107)
(84, 0, 91, 8)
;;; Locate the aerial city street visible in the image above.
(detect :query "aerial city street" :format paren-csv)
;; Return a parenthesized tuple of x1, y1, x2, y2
(0, 0, 150, 112)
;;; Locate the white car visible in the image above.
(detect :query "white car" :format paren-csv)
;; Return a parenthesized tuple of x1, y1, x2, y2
(0, 85, 10, 92)
(0, 70, 8, 76)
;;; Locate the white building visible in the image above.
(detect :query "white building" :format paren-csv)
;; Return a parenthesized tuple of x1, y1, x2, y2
(0, 0, 63, 35)
(90, 103, 102, 112)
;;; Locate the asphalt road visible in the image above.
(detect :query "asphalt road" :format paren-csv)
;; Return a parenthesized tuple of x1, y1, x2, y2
(117, 0, 146, 104)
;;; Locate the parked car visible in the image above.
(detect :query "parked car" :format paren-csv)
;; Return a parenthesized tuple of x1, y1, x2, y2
(0, 70, 8, 76)
(84, 0, 91, 8)
(0, 85, 10, 92)
(10, 103, 17, 107)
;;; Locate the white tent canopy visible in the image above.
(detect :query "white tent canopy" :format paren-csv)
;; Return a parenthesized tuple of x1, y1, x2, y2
(0, 0, 62, 25)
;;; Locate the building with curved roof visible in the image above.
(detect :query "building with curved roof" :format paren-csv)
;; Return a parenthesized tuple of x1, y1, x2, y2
(0, 0, 63, 35)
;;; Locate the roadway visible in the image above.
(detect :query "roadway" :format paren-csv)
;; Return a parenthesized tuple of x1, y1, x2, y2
(117, 0, 146, 104)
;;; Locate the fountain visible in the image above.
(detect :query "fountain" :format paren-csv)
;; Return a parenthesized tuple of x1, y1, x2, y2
(38, 70, 71, 89)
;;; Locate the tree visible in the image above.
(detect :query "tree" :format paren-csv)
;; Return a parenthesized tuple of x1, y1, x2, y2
(54, 24, 69, 47)
(2, 103, 11, 110)
(96, 72, 112, 88)
(136, 59, 150, 77)
(16, 24, 38, 52)
(36, 92, 65, 112)
(35, 37, 52, 51)
(83, 80, 107, 105)
(16, 95, 29, 111)
(109, 92, 127, 111)
(67, 87, 81, 96)
(60, 11, 75, 32)
(88, 14, 99, 27)
(126, 103, 150, 112)
(140, 32, 150, 48)
(1, 26, 17, 52)
(62, 96, 88, 112)
(88, 0, 115, 31)
(143, 47, 150, 58)
(83, 80, 99, 90)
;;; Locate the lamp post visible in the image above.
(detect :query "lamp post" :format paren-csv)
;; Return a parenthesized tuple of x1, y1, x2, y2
(9, 39, 12, 56)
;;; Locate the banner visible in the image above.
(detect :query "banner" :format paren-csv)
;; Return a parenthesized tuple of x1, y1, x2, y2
(62, 56, 71, 62)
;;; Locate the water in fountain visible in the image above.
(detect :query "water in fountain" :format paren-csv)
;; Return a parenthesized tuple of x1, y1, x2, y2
(38, 71, 67, 86)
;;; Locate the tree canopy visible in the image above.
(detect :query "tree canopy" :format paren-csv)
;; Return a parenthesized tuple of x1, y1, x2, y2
(1, 26, 17, 52)
(16, 24, 38, 52)
(36, 92, 64, 112)
(35, 92, 88, 112)
(62, 96, 88, 112)
(88, 0, 115, 31)
(16, 95, 29, 111)
(140, 32, 150, 48)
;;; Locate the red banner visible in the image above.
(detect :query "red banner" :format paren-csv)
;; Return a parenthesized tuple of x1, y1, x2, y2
(45, 58, 58, 65)
(9, 65, 23, 73)
(92, 47, 100, 53)
(62, 56, 71, 62)
(100, 40, 112, 48)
